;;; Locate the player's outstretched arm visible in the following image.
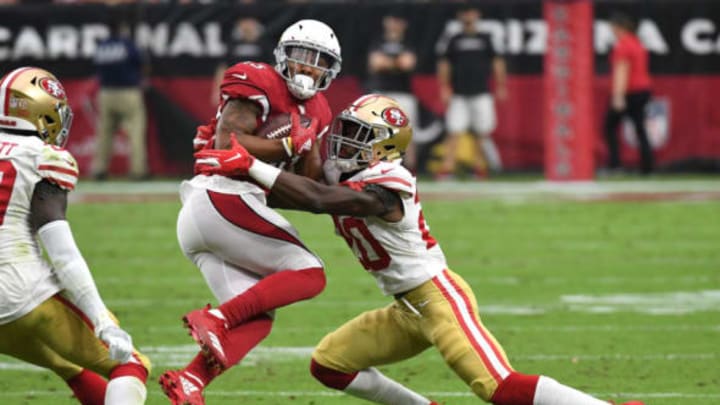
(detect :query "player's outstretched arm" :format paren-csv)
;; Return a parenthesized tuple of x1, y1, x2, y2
(30, 180, 134, 363)
(272, 170, 389, 217)
(195, 140, 401, 219)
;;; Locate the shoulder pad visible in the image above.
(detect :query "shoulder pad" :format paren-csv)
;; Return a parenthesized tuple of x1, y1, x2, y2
(36, 145, 78, 191)
(358, 162, 415, 197)
(221, 62, 279, 99)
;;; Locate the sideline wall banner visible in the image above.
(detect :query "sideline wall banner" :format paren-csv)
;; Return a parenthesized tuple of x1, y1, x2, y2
(1, 1, 718, 175)
(544, 0, 594, 181)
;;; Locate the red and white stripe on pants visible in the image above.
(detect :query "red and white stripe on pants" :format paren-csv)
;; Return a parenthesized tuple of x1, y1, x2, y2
(177, 184, 323, 304)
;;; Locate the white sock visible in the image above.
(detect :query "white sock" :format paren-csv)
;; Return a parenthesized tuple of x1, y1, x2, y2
(105, 376, 147, 405)
(533, 376, 609, 405)
(344, 367, 432, 405)
(481, 137, 503, 171)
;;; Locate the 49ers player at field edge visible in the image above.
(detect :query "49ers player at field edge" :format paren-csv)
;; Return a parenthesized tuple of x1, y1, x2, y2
(0, 67, 150, 404)
(158, 19, 341, 405)
(196, 94, 646, 405)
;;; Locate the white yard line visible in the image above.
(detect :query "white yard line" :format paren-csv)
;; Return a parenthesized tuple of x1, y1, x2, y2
(0, 346, 716, 372)
(70, 179, 720, 203)
(0, 389, 717, 400)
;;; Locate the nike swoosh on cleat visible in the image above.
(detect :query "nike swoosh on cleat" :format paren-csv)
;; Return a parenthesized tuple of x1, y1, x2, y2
(232, 73, 247, 80)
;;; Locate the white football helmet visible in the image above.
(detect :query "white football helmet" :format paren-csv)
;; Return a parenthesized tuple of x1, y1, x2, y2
(0, 66, 73, 146)
(274, 19, 342, 100)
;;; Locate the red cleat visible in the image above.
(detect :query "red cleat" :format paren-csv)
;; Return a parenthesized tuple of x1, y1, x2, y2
(183, 305, 230, 370)
(158, 369, 205, 405)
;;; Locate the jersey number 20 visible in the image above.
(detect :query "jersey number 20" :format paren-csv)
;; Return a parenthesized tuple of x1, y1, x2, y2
(335, 217, 391, 272)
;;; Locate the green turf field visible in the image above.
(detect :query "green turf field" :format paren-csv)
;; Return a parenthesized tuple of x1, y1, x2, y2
(1, 184, 718, 404)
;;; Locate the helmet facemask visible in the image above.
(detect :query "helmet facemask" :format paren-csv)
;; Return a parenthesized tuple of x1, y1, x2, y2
(47, 101, 73, 147)
(328, 114, 391, 173)
(35, 100, 73, 147)
(276, 43, 340, 99)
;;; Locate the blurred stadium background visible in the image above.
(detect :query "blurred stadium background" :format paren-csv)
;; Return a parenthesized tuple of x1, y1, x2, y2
(0, 0, 718, 404)
(2, 0, 720, 177)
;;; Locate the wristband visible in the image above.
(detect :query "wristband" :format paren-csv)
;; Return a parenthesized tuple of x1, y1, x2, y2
(248, 158, 282, 189)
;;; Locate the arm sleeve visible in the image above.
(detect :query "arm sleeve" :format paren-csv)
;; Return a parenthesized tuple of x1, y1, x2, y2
(37, 220, 112, 333)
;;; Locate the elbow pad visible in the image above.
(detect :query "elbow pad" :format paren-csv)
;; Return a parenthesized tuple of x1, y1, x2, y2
(38, 220, 112, 331)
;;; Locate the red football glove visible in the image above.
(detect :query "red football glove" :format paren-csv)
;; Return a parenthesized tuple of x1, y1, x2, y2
(194, 134, 254, 177)
(281, 112, 319, 158)
(193, 123, 215, 152)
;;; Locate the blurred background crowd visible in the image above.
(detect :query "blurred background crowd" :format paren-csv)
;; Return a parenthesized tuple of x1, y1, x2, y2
(1, 0, 718, 181)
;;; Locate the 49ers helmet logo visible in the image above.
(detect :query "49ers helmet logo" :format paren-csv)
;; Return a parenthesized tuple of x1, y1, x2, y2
(381, 107, 408, 127)
(39, 77, 66, 100)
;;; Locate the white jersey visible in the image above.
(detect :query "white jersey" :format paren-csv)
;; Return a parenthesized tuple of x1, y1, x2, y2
(332, 160, 446, 295)
(0, 133, 78, 324)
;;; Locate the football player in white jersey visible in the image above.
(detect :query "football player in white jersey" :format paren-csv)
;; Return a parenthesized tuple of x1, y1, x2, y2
(0, 67, 150, 404)
(195, 94, 645, 405)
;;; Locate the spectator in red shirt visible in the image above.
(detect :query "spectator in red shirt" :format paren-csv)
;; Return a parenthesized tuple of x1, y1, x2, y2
(604, 12, 653, 174)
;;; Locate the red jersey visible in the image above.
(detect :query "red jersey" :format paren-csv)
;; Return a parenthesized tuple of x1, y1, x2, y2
(611, 33, 651, 91)
(219, 61, 333, 135)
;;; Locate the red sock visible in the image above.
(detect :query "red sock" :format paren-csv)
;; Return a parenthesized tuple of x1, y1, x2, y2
(490, 372, 539, 405)
(184, 352, 221, 388)
(224, 314, 273, 365)
(219, 268, 325, 328)
(66, 369, 107, 405)
(185, 314, 273, 387)
(109, 362, 148, 383)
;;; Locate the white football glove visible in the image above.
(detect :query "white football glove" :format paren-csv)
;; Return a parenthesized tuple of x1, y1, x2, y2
(97, 324, 134, 364)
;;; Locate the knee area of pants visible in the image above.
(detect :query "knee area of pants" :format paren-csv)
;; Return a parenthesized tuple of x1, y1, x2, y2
(470, 380, 495, 402)
(309, 358, 355, 390)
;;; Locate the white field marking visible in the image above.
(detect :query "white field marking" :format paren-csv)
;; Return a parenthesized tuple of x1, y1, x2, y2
(0, 389, 718, 400)
(2, 346, 716, 372)
(104, 298, 211, 307)
(141, 324, 720, 334)
(561, 290, 720, 314)
(516, 353, 717, 361)
(150, 321, 720, 333)
(70, 179, 720, 204)
(112, 274, 711, 288)
(101, 276, 200, 284)
(463, 275, 717, 286)
(496, 324, 720, 332)
(478, 305, 546, 315)
(104, 294, 720, 315)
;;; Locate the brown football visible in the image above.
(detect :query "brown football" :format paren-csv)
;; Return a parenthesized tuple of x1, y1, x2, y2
(254, 113, 312, 139)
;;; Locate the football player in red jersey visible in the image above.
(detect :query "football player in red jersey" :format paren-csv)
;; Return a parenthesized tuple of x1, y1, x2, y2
(158, 20, 342, 404)
(195, 95, 645, 405)
(0, 67, 150, 404)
